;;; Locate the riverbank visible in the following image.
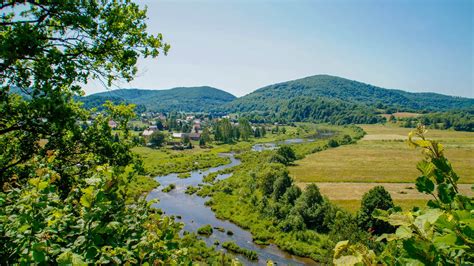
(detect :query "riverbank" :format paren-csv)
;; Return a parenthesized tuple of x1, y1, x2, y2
(200, 124, 368, 263)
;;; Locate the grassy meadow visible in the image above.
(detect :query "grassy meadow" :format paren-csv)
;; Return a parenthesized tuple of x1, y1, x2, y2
(132, 145, 231, 176)
(290, 124, 474, 211)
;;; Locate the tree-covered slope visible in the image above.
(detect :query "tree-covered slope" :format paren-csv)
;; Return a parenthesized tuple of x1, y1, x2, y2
(225, 75, 474, 113)
(80, 86, 236, 112)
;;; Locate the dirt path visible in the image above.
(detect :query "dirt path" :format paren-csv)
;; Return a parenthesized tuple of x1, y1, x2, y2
(296, 182, 473, 201)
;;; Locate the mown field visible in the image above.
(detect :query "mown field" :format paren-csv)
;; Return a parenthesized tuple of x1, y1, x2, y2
(289, 124, 474, 211)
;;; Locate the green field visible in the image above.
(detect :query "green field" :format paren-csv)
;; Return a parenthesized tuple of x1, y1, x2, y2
(290, 124, 474, 210)
(132, 145, 231, 176)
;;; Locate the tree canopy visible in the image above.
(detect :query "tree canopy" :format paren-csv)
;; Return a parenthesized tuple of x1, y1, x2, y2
(0, 1, 235, 264)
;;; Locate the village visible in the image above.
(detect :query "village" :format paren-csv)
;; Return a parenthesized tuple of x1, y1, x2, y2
(106, 111, 272, 150)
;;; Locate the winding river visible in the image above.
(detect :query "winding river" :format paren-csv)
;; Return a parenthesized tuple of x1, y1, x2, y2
(146, 151, 317, 265)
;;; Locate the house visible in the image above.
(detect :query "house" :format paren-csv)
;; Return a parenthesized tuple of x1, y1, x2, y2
(171, 132, 200, 141)
(142, 129, 155, 137)
(142, 126, 159, 137)
(172, 132, 184, 139)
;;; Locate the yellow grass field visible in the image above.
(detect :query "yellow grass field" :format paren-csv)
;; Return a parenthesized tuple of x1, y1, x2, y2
(290, 124, 474, 211)
(381, 112, 421, 119)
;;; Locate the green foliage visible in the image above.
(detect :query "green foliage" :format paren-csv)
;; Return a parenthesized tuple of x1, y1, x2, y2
(333, 240, 377, 266)
(162, 183, 176, 193)
(148, 131, 166, 148)
(203, 172, 219, 183)
(222, 241, 258, 261)
(272, 171, 293, 200)
(134, 147, 230, 176)
(0, 157, 198, 264)
(256, 163, 288, 196)
(238, 118, 252, 141)
(177, 172, 191, 179)
(293, 184, 326, 231)
(399, 109, 474, 132)
(328, 139, 339, 147)
(272, 145, 297, 165)
(0, 1, 238, 264)
(197, 224, 213, 236)
(356, 186, 395, 235)
(200, 127, 212, 145)
(214, 118, 234, 144)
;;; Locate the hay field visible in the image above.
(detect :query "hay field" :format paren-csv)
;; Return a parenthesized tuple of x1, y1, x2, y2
(289, 124, 474, 211)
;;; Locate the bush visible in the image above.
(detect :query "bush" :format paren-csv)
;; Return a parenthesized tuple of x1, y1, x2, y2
(327, 139, 339, 147)
(356, 186, 395, 235)
(272, 145, 297, 165)
(162, 183, 176, 193)
(185, 186, 199, 195)
(197, 225, 213, 236)
(149, 131, 166, 147)
(177, 172, 191, 179)
(222, 241, 258, 261)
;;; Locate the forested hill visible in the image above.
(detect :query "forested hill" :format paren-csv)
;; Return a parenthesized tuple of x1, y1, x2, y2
(79, 86, 236, 112)
(222, 75, 473, 124)
(226, 75, 474, 112)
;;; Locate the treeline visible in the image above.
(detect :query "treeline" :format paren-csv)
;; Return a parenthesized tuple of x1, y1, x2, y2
(397, 109, 474, 132)
(236, 97, 385, 125)
(213, 118, 266, 143)
(283, 97, 385, 124)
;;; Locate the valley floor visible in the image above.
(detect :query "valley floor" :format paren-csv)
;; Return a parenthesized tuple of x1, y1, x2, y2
(289, 124, 474, 211)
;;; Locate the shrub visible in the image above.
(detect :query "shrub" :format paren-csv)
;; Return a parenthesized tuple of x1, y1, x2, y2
(149, 131, 166, 147)
(356, 186, 395, 235)
(162, 183, 176, 193)
(222, 241, 258, 261)
(272, 145, 297, 165)
(328, 139, 339, 147)
(197, 225, 213, 236)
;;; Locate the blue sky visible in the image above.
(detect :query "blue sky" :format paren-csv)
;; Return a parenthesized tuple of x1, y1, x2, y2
(85, 0, 473, 98)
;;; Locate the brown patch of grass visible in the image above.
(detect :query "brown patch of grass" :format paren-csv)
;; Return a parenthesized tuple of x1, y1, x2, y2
(297, 182, 473, 201)
(332, 199, 428, 213)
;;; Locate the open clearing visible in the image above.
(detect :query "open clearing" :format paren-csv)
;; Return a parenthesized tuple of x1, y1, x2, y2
(381, 112, 421, 120)
(290, 124, 474, 211)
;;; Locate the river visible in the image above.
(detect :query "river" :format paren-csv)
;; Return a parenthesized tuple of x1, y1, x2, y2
(146, 152, 317, 265)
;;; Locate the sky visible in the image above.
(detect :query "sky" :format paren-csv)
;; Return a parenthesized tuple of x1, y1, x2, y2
(84, 0, 473, 98)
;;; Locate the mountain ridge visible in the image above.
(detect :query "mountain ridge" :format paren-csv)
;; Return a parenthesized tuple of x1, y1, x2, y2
(225, 74, 474, 113)
(80, 86, 236, 112)
(80, 75, 474, 117)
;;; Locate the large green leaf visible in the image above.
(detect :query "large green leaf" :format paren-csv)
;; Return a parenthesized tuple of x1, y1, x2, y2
(415, 175, 434, 194)
(437, 183, 455, 204)
(80, 186, 95, 208)
(395, 226, 413, 239)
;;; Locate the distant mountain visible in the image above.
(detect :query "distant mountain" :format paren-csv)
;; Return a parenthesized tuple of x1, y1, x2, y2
(80, 86, 236, 112)
(223, 75, 474, 124)
(226, 75, 473, 112)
